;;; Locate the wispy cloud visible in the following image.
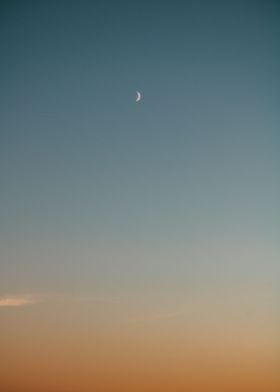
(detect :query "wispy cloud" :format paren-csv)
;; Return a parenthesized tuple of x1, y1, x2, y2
(0, 292, 118, 308)
(0, 294, 40, 307)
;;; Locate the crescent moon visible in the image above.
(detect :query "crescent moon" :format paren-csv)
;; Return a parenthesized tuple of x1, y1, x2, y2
(136, 91, 141, 102)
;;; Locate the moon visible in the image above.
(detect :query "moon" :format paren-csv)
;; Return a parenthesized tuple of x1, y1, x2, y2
(136, 91, 141, 102)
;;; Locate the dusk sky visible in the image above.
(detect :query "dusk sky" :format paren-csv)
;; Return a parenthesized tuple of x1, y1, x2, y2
(0, 1, 279, 391)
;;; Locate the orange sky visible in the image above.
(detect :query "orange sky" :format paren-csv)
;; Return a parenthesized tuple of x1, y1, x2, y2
(1, 296, 279, 392)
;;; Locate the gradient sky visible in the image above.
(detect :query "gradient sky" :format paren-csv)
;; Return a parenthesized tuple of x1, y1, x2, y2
(0, 1, 279, 391)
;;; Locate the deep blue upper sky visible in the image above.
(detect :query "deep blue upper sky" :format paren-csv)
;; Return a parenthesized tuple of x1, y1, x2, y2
(0, 1, 279, 298)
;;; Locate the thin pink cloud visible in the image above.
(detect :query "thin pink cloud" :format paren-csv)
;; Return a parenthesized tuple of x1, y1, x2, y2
(0, 293, 117, 308)
(0, 294, 39, 307)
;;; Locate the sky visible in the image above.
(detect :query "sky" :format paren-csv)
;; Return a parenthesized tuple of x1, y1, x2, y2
(0, 1, 279, 391)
